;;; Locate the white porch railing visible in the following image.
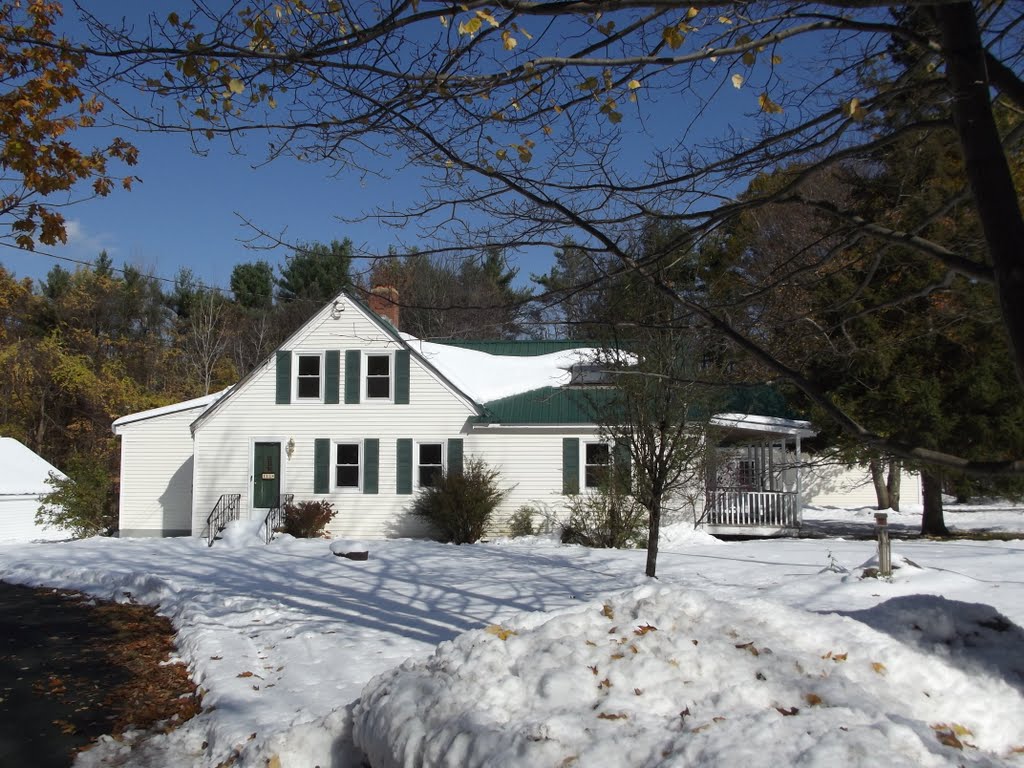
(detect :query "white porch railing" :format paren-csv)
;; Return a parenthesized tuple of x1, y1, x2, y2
(703, 489, 799, 529)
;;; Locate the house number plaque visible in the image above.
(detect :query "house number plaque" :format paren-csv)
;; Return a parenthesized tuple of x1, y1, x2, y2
(261, 473, 276, 480)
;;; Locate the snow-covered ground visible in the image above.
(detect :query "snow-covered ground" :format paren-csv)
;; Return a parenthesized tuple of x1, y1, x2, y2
(0, 504, 1021, 767)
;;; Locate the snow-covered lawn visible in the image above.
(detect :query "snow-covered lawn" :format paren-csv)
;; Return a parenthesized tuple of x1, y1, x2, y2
(0, 504, 1021, 767)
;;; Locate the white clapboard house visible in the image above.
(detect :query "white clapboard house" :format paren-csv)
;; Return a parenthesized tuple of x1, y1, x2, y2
(113, 288, 820, 542)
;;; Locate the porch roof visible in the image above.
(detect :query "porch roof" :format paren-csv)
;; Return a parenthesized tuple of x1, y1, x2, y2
(709, 412, 816, 439)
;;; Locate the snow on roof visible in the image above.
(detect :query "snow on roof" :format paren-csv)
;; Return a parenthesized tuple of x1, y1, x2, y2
(403, 338, 600, 403)
(112, 387, 232, 431)
(710, 412, 816, 436)
(0, 438, 65, 495)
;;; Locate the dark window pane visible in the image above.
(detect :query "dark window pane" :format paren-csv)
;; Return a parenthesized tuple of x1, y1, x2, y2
(585, 465, 607, 488)
(419, 465, 442, 487)
(337, 444, 359, 465)
(586, 443, 610, 465)
(336, 466, 359, 487)
(298, 356, 320, 375)
(419, 443, 443, 464)
(297, 377, 320, 398)
(367, 355, 390, 376)
(367, 377, 390, 398)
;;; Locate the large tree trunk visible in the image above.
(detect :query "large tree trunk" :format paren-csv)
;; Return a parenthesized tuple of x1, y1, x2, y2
(869, 458, 890, 509)
(935, 3, 1024, 385)
(920, 469, 949, 536)
(645, 495, 661, 579)
(886, 460, 902, 512)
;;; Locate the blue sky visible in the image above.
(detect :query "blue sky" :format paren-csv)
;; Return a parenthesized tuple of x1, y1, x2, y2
(0, 2, 829, 296)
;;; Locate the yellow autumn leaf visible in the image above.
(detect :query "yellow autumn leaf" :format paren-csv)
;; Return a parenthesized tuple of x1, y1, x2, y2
(516, 146, 532, 162)
(476, 9, 499, 28)
(502, 30, 517, 50)
(458, 16, 481, 36)
(662, 25, 685, 49)
(228, 78, 245, 94)
(871, 661, 886, 675)
(758, 92, 783, 114)
(542, 125, 552, 135)
(731, 73, 743, 89)
(628, 79, 641, 90)
(485, 623, 516, 639)
(843, 98, 867, 121)
(440, 15, 449, 27)
(719, 15, 733, 24)
(577, 76, 600, 92)
(686, 7, 699, 20)
(770, 54, 783, 64)
(601, 603, 615, 619)
(742, 50, 756, 66)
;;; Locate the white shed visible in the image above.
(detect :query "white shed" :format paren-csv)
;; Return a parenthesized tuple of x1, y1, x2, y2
(0, 437, 69, 541)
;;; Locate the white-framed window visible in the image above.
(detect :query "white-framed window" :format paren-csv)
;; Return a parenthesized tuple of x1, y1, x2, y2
(417, 442, 444, 488)
(295, 353, 323, 400)
(335, 441, 361, 491)
(365, 352, 393, 400)
(583, 441, 611, 489)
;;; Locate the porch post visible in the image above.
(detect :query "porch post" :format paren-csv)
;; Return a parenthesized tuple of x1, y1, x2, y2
(795, 434, 803, 526)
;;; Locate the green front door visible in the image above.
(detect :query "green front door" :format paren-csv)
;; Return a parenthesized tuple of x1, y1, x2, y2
(253, 442, 281, 508)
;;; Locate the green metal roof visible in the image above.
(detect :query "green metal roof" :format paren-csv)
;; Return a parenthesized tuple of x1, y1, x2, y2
(432, 339, 597, 356)
(478, 386, 619, 425)
(478, 383, 799, 426)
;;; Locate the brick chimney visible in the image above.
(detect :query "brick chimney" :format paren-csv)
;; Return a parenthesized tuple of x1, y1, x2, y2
(368, 285, 400, 329)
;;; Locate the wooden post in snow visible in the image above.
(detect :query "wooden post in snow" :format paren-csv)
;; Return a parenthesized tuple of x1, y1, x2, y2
(875, 512, 892, 577)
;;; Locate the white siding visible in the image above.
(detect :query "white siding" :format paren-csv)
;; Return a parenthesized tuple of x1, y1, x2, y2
(0, 496, 68, 541)
(192, 297, 485, 538)
(116, 406, 204, 536)
(466, 428, 600, 533)
(802, 462, 923, 508)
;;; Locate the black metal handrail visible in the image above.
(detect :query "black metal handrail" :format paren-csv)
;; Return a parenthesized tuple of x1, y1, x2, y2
(205, 493, 241, 547)
(262, 493, 295, 544)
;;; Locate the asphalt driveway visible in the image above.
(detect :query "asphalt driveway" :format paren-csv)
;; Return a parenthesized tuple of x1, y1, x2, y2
(0, 580, 199, 767)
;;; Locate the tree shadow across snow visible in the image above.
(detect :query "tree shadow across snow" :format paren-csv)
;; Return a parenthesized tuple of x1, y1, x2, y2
(837, 595, 1024, 693)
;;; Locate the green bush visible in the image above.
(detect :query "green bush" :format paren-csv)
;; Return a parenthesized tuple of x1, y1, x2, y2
(412, 457, 509, 544)
(508, 506, 536, 537)
(36, 455, 116, 538)
(560, 485, 647, 549)
(281, 499, 337, 538)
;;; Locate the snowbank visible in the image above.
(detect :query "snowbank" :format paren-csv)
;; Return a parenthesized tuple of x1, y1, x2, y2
(355, 585, 1024, 768)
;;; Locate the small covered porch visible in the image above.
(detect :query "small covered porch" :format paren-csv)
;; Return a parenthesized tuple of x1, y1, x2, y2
(700, 413, 817, 537)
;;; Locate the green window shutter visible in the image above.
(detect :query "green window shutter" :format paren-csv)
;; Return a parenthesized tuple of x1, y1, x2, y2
(562, 438, 580, 495)
(314, 438, 330, 494)
(344, 350, 361, 404)
(325, 350, 340, 404)
(363, 439, 379, 495)
(614, 437, 632, 493)
(396, 438, 413, 495)
(395, 349, 410, 404)
(447, 438, 464, 477)
(275, 351, 291, 404)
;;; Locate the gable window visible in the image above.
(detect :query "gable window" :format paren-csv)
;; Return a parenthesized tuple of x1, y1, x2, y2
(365, 354, 392, 399)
(418, 442, 444, 487)
(336, 442, 360, 490)
(584, 442, 611, 489)
(296, 354, 322, 400)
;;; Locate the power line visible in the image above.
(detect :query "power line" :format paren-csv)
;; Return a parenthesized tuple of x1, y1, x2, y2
(0, 239, 230, 294)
